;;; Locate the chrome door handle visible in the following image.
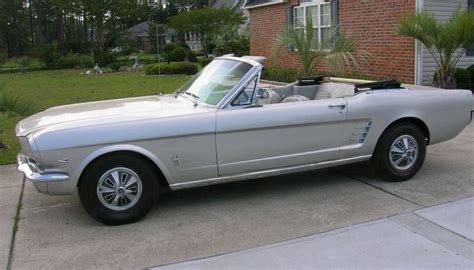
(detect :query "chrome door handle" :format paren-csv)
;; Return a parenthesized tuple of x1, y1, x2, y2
(328, 104, 346, 109)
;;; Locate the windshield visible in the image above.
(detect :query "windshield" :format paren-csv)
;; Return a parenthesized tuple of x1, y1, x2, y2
(178, 59, 253, 106)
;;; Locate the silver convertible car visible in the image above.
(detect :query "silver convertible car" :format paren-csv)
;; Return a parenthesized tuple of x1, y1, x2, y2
(16, 56, 473, 224)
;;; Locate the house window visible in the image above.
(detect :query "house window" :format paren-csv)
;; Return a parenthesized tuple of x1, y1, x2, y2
(293, 0, 332, 50)
(468, 0, 474, 56)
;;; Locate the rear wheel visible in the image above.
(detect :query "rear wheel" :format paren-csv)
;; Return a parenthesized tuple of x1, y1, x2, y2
(373, 123, 426, 182)
(78, 154, 158, 225)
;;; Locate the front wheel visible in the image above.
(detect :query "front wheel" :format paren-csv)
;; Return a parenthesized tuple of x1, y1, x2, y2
(78, 154, 158, 225)
(373, 123, 427, 182)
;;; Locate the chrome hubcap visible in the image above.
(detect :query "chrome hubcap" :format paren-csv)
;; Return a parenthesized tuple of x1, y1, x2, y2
(389, 135, 418, 171)
(97, 167, 142, 211)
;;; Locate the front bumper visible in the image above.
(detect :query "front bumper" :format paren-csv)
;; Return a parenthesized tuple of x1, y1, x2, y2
(17, 153, 69, 182)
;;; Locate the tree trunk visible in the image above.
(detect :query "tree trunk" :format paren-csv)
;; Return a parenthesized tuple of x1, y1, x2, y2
(29, 0, 34, 47)
(57, 9, 66, 54)
(95, 13, 105, 51)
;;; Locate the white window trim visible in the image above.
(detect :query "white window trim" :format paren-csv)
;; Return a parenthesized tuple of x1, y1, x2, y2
(293, 1, 332, 50)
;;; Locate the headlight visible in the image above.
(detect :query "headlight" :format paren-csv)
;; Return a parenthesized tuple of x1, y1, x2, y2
(18, 136, 33, 155)
(18, 135, 42, 166)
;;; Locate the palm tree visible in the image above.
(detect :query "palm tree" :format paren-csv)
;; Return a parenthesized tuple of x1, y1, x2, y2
(397, 10, 474, 89)
(273, 12, 370, 76)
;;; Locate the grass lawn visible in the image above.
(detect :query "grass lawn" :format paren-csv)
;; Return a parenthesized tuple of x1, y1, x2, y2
(0, 69, 189, 164)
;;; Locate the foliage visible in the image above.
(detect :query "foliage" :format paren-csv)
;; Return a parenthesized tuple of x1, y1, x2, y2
(397, 10, 474, 89)
(169, 47, 187, 62)
(433, 67, 473, 90)
(148, 0, 208, 24)
(93, 49, 116, 66)
(16, 56, 31, 73)
(38, 47, 93, 69)
(0, 69, 190, 164)
(163, 43, 177, 64)
(186, 50, 198, 62)
(198, 57, 213, 68)
(273, 12, 370, 76)
(56, 54, 93, 69)
(0, 83, 36, 117)
(0, 0, 219, 60)
(0, 0, 152, 57)
(215, 36, 250, 56)
(145, 62, 198, 75)
(170, 8, 244, 57)
(453, 68, 472, 90)
(107, 62, 127, 72)
(0, 52, 7, 67)
(261, 66, 301, 83)
(468, 65, 474, 90)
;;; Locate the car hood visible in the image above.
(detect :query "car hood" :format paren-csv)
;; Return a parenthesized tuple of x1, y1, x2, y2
(16, 95, 214, 137)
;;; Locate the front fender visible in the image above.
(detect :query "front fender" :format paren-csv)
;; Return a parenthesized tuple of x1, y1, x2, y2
(73, 144, 173, 187)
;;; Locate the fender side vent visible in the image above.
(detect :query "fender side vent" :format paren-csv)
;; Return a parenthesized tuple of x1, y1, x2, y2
(350, 120, 372, 143)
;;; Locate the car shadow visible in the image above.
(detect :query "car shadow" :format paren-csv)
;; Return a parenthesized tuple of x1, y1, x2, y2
(152, 164, 377, 214)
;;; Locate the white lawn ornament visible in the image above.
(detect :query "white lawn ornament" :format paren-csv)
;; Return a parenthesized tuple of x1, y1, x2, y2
(129, 56, 143, 72)
(94, 63, 103, 75)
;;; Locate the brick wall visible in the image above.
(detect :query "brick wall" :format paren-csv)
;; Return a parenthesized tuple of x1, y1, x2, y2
(249, 0, 416, 83)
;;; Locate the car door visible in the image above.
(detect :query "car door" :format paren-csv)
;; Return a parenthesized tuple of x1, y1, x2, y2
(215, 83, 352, 177)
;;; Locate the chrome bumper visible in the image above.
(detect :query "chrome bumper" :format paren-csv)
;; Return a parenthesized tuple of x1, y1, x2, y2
(17, 154, 69, 182)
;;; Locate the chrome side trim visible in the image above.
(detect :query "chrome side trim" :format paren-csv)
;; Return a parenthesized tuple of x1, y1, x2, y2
(170, 155, 372, 190)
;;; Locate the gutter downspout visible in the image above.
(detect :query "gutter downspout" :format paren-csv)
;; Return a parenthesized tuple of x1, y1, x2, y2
(414, 0, 424, 85)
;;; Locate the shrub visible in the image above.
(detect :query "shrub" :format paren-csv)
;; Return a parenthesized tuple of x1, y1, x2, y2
(56, 54, 92, 69)
(79, 54, 93, 68)
(215, 36, 250, 57)
(93, 49, 116, 66)
(107, 62, 127, 72)
(198, 57, 213, 68)
(228, 36, 250, 56)
(145, 62, 198, 75)
(435, 68, 472, 90)
(453, 68, 472, 90)
(468, 65, 474, 90)
(186, 50, 198, 62)
(162, 43, 176, 63)
(170, 47, 187, 62)
(40, 52, 92, 69)
(16, 56, 31, 73)
(261, 66, 301, 83)
(0, 90, 36, 117)
(0, 52, 7, 67)
(36, 45, 58, 66)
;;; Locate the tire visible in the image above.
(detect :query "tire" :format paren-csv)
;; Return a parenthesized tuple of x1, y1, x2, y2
(78, 154, 158, 225)
(373, 123, 427, 182)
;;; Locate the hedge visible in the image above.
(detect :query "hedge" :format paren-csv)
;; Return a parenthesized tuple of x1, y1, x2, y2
(261, 66, 301, 83)
(453, 68, 472, 90)
(145, 62, 198, 75)
(433, 67, 473, 90)
(198, 57, 213, 68)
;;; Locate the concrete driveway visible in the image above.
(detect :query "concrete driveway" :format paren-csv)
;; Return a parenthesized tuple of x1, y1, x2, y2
(1, 123, 473, 269)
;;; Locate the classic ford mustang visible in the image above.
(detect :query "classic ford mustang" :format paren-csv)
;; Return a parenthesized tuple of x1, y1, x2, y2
(16, 56, 473, 224)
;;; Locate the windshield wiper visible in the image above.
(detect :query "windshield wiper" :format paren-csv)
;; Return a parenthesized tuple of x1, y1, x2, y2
(183, 91, 200, 107)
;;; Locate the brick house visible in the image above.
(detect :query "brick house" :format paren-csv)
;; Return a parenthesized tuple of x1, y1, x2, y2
(245, 0, 474, 85)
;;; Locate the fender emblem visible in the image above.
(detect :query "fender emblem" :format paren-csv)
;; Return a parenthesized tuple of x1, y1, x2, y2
(172, 155, 179, 167)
